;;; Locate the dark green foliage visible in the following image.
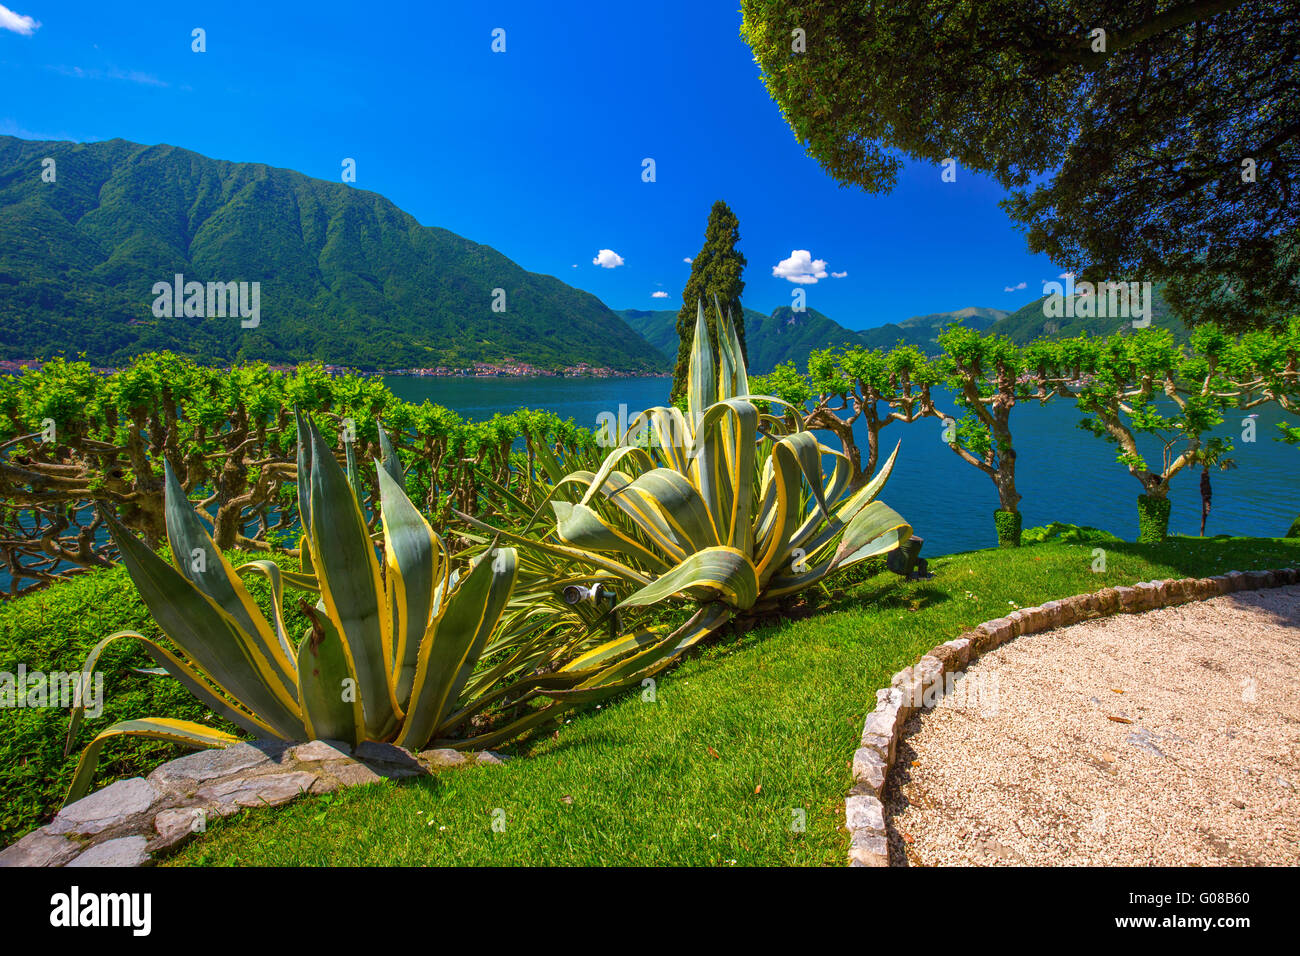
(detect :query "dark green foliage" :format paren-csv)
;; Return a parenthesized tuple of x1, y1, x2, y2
(1136, 494, 1172, 543)
(670, 201, 748, 401)
(993, 509, 1022, 548)
(0, 550, 310, 845)
(1286, 516, 1300, 539)
(744, 307, 860, 374)
(0, 136, 667, 373)
(619, 309, 684, 360)
(740, 0, 1300, 332)
(626, 305, 865, 374)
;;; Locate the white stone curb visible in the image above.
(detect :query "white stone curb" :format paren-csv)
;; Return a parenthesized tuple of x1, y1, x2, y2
(845, 567, 1300, 867)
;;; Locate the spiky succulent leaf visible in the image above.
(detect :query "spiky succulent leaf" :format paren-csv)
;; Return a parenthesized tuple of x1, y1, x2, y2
(395, 547, 519, 749)
(687, 300, 717, 430)
(377, 421, 404, 488)
(377, 462, 442, 707)
(101, 508, 304, 739)
(617, 546, 759, 610)
(162, 462, 297, 699)
(296, 606, 364, 748)
(65, 719, 243, 805)
(306, 421, 398, 739)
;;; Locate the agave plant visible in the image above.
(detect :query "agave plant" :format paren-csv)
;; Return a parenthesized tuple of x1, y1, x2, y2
(62, 415, 600, 803)
(459, 299, 913, 667)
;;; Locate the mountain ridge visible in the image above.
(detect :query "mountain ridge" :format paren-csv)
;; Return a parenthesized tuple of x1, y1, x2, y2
(0, 135, 668, 372)
(620, 293, 1183, 370)
(619, 304, 1012, 371)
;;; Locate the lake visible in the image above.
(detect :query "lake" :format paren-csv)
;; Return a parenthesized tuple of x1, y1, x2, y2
(384, 374, 1300, 557)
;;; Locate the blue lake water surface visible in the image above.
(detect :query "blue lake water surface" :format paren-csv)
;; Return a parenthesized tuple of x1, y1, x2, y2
(384, 375, 1300, 557)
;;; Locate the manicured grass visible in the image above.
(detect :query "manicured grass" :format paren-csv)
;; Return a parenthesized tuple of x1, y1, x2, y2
(157, 533, 1300, 867)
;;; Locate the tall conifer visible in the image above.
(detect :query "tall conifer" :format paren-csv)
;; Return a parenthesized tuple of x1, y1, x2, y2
(670, 200, 747, 402)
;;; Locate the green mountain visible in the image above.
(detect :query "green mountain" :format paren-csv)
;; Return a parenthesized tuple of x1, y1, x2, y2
(620, 309, 682, 359)
(0, 136, 667, 372)
(985, 284, 1186, 344)
(744, 306, 869, 371)
(854, 305, 1008, 352)
(616, 305, 868, 373)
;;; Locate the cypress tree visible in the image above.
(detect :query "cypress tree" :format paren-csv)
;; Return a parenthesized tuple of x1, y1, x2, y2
(670, 200, 748, 403)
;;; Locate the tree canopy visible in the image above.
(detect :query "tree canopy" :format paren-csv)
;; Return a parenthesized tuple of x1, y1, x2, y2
(739, 0, 1300, 331)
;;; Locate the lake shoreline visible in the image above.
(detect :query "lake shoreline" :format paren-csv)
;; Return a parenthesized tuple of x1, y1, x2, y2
(0, 358, 670, 379)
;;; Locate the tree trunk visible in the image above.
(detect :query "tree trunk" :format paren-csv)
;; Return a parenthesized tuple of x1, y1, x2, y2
(992, 451, 1022, 546)
(1199, 469, 1212, 536)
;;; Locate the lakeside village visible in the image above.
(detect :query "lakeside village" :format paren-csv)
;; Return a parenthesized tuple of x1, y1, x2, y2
(0, 357, 669, 379)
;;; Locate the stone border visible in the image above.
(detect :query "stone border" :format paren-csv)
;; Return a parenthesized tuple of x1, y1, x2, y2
(845, 567, 1300, 867)
(0, 739, 506, 867)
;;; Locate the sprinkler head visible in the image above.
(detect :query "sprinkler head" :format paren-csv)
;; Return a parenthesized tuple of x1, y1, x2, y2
(562, 583, 614, 605)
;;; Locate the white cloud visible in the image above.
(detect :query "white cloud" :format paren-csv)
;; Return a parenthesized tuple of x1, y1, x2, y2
(683, 257, 692, 264)
(593, 248, 625, 269)
(651, 291, 669, 298)
(1003, 281, 1027, 292)
(772, 249, 829, 285)
(571, 264, 578, 268)
(48, 64, 168, 87)
(0, 5, 40, 35)
(108, 68, 167, 87)
(831, 271, 847, 279)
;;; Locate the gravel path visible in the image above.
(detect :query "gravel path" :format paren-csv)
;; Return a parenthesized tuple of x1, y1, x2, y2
(884, 585, 1300, 866)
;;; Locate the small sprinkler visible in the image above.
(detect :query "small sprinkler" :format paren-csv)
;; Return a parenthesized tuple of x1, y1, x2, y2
(562, 582, 619, 638)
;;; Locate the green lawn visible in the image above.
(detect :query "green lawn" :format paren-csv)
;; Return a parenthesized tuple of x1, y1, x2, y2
(150, 533, 1299, 866)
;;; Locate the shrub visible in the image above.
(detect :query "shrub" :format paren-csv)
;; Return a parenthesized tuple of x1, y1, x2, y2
(994, 509, 1022, 547)
(1021, 522, 1123, 545)
(1136, 494, 1172, 543)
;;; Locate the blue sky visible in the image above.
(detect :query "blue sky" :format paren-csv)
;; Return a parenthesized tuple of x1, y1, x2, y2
(0, 0, 1062, 329)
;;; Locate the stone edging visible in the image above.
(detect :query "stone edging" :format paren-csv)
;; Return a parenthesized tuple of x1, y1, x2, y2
(0, 739, 506, 867)
(844, 567, 1300, 867)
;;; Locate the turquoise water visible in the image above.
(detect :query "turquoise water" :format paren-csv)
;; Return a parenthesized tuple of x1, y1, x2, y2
(384, 375, 1300, 557)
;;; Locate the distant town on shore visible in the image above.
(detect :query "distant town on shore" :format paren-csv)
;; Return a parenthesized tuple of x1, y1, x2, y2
(0, 357, 669, 379)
